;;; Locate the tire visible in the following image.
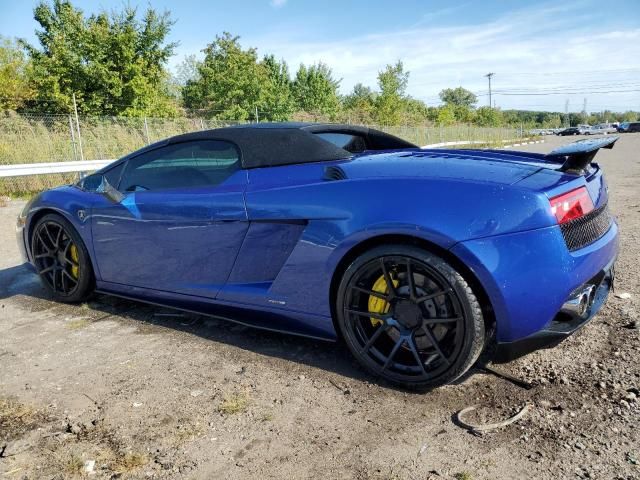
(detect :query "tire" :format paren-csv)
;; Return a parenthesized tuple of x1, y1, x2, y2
(31, 213, 94, 303)
(335, 245, 485, 390)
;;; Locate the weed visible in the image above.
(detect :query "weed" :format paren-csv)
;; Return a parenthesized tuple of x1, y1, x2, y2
(65, 318, 91, 330)
(0, 396, 44, 441)
(218, 392, 250, 415)
(455, 472, 473, 480)
(113, 451, 148, 473)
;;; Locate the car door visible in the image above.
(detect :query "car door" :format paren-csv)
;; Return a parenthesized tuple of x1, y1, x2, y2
(91, 139, 248, 299)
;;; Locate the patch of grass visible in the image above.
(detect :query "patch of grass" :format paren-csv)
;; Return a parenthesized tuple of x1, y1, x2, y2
(218, 392, 250, 415)
(174, 422, 205, 443)
(455, 472, 473, 480)
(62, 454, 84, 475)
(113, 451, 148, 473)
(0, 396, 44, 441)
(260, 412, 274, 422)
(65, 318, 91, 330)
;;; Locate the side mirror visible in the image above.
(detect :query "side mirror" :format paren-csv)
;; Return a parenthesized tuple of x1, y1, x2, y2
(96, 176, 125, 203)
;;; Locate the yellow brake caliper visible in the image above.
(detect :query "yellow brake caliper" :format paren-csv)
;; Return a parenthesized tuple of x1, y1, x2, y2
(368, 275, 398, 326)
(69, 244, 79, 279)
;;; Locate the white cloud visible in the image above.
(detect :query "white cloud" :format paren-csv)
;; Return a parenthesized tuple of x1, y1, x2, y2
(246, 1, 640, 111)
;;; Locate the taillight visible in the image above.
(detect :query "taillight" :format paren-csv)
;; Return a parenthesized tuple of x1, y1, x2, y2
(549, 187, 594, 224)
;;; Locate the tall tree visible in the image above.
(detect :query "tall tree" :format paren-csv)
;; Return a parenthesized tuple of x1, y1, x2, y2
(182, 33, 268, 120)
(474, 106, 503, 126)
(292, 62, 340, 118)
(343, 83, 376, 123)
(260, 55, 295, 121)
(0, 36, 34, 111)
(375, 61, 409, 125)
(23, 0, 178, 116)
(439, 87, 477, 108)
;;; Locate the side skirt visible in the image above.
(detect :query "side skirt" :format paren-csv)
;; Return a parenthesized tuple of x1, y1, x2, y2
(95, 281, 337, 342)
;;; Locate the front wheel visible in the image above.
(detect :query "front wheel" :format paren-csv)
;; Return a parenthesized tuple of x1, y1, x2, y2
(336, 245, 485, 390)
(31, 213, 94, 303)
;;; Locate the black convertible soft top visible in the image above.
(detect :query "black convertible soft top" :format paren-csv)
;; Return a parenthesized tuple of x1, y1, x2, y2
(142, 123, 417, 169)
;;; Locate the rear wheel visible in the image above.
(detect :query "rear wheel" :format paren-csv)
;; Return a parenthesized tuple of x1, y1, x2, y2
(31, 214, 94, 302)
(336, 245, 485, 390)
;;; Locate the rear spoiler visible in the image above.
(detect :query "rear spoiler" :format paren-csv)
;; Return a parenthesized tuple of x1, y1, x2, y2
(545, 136, 619, 173)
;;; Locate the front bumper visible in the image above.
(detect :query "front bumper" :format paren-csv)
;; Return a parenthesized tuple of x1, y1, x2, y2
(16, 215, 29, 264)
(493, 263, 614, 362)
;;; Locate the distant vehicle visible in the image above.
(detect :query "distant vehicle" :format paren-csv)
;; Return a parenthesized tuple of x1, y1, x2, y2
(617, 122, 640, 133)
(557, 127, 581, 136)
(585, 124, 617, 135)
(16, 124, 619, 389)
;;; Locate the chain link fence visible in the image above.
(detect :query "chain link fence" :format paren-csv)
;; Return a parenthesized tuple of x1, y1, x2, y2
(0, 111, 524, 196)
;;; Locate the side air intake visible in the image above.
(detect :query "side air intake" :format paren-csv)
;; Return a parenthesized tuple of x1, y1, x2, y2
(323, 166, 347, 181)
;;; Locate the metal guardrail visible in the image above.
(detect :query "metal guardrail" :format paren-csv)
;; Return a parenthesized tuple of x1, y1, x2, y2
(0, 159, 115, 178)
(0, 138, 543, 178)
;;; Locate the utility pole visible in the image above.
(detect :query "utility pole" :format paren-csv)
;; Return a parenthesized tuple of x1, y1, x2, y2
(485, 73, 495, 108)
(565, 99, 569, 127)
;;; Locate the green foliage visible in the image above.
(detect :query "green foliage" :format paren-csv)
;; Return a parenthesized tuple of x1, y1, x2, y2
(375, 61, 409, 125)
(183, 32, 266, 120)
(261, 55, 296, 121)
(23, 0, 178, 117)
(439, 87, 477, 108)
(342, 83, 376, 123)
(292, 62, 340, 118)
(436, 105, 456, 125)
(0, 36, 34, 111)
(474, 106, 503, 127)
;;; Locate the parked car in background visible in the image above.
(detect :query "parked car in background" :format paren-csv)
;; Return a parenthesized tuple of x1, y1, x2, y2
(585, 124, 617, 135)
(557, 127, 581, 136)
(617, 122, 640, 133)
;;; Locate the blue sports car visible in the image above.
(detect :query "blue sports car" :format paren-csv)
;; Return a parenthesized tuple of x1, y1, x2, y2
(16, 123, 619, 389)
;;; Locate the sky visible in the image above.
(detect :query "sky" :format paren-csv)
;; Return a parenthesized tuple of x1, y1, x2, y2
(1, 0, 639, 112)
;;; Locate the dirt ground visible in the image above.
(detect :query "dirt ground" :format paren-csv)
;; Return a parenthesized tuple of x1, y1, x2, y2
(1, 134, 638, 480)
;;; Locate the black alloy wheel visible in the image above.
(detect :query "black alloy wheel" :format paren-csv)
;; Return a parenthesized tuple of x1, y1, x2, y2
(31, 214, 94, 302)
(336, 245, 485, 389)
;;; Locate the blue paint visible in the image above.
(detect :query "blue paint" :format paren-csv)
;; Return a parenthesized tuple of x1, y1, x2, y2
(18, 145, 619, 347)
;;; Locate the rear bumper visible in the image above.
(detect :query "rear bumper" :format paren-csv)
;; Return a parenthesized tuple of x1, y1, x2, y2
(492, 262, 614, 362)
(451, 219, 619, 356)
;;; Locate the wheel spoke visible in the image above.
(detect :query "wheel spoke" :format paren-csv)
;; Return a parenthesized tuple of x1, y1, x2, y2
(362, 323, 389, 352)
(423, 316, 461, 326)
(408, 334, 428, 376)
(382, 337, 405, 371)
(44, 224, 57, 250)
(64, 255, 79, 267)
(416, 288, 453, 304)
(35, 253, 54, 259)
(38, 265, 55, 275)
(379, 258, 396, 298)
(36, 230, 50, 252)
(51, 267, 58, 292)
(421, 326, 451, 366)
(406, 259, 416, 299)
(54, 225, 63, 249)
(345, 308, 389, 321)
(352, 285, 390, 301)
(62, 269, 78, 284)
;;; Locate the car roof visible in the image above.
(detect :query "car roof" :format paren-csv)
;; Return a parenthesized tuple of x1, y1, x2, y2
(124, 123, 417, 169)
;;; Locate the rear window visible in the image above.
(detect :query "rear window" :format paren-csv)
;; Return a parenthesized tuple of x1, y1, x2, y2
(314, 132, 367, 153)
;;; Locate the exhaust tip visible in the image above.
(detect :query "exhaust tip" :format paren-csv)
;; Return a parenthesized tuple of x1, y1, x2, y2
(561, 285, 596, 319)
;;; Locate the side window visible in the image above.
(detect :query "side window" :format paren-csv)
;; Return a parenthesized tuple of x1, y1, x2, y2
(118, 140, 240, 192)
(104, 162, 125, 188)
(315, 132, 367, 153)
